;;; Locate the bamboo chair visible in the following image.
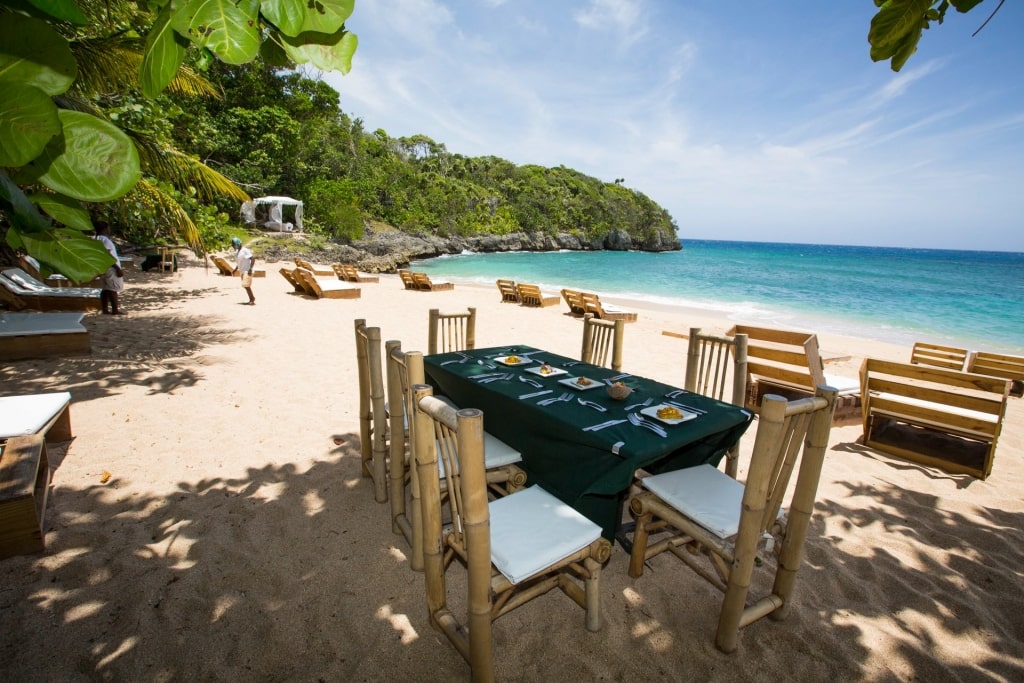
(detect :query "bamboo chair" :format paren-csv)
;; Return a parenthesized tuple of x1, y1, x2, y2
(428, 307, 476, 355)
(580, 313, 624, 372)
(386, 341, 525, 572)
(909, 341, 969, 371)
(413, 384, 611, 681)
(355, 319, 388, 503)
(496, 279, 519, 303)
(627, 386, 837, 653)
(684, 328, 749, 477)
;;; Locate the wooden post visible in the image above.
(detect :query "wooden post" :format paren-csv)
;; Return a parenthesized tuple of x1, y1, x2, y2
(611, 318, 625, 372)
(367, 326, 388, 503)
(684, 327, 701, 392)
(354, 319, 372, 479)
(427, 309, 439, 355)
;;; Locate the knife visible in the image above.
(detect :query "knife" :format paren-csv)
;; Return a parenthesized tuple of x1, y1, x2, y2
(518, 389, 553, 400)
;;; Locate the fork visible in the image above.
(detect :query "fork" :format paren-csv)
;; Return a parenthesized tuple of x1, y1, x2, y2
(623, 397, 654, 411)
(477, 373, 512, 384)
(577, 397, 607, 412)
(665, 389, 689, 399)
(518, 375, 542, 388)
(538, 392, 572, 406)
(628, 412, 667, 437)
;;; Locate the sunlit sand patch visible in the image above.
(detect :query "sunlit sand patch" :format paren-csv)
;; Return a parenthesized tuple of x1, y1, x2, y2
(95, 636, 139, 669)
(376, 604, 419, 645)
(64, 600, 105, 623)
(303, 490, 327, 515)
(212, 594, 238, 622)
(251, 481, 287, 502)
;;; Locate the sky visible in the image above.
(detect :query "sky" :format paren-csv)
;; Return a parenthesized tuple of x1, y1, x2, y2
(321, 1, 1024, 252)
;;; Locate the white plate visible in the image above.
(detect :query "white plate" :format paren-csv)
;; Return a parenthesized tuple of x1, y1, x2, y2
(559, 376, 603, 391)
(642, 404, 699, 425)
(525, 364, 568, 378)
(493, 355, 533, 366)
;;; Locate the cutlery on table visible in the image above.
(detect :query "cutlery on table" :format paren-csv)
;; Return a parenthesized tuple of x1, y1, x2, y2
(582, 418, 628, 432)
(623, 397, 654, 411)
(665, 389, 689, 399)
(518, 389, 553, 400)
(477, 373, 512, 384)
(628, 412, 667, 438)
(664, 400, 706, 415)
(518, 375, 543, 388)
(537, 392, 572, 406)
(577, 398, 607, 412)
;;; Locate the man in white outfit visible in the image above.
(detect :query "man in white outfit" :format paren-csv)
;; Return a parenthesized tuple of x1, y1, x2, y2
(94, 222, 125, 314)
(232, 237, 256, 305)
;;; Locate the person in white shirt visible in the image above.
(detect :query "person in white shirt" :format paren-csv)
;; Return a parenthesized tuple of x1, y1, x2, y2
(94, 221, 125, 314)
(231, 237, 256, 305)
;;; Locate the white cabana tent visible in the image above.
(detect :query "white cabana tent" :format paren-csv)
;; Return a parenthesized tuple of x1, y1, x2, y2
(241, 196, 304, 232)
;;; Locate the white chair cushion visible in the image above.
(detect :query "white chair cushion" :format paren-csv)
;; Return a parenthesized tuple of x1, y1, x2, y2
(642, 464, 744, 539)
(435, 396, 522, 477)
(823, 373, 860, 396)
(0, 392, 72, 438)
(316, 279, 358, 292)
(488, 485, 602, 585)
(0, 312, 86, 337)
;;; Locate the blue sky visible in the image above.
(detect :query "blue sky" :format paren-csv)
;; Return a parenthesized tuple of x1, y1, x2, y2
(322, 1, 1024, 252)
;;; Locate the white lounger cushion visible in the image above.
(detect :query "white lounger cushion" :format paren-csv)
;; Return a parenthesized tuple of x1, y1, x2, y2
(823, 373, 860, 396)
(434, 395, 522, 477)
(642, 464, 744, 539)
(2, 269, 100, 297)
(0, 312, 86, 337)
(315, 279, 359, 292)
(0, 392, 72, 438)
(489, 485, 602, 584)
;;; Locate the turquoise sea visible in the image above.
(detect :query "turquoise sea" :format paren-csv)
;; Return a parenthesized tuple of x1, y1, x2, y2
(412, 240, 1024, 356)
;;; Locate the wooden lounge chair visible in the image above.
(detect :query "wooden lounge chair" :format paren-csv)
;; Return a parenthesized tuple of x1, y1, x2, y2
(967, 350, 1024, 397)
(0, 312, 90, 361)
(627, 387, 837, 653)
(279, 268, 305, 293)
(496, 279, 519, 303)
(294, 268, 361, 299)
(17, 255, 74, 287)
(860, 358, 1010, 479)
(909, 341, 969, 370)
(332, 264, 379, 283)
(412, 271, 454, 291)
(211, 255, 235, 276)
(294, 258, 333, 276)
(561, 288, 586, 317)
(727, 324, 861, 425)
(516, 283, 559, 307)
(0, 269, 101, 312)
(398, 269, 418, 290)
(412, 384, 609, 680)
(580, 291, 637, 322)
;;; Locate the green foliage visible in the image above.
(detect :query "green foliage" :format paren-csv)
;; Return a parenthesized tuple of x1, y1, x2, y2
(868, 0, 987, 71)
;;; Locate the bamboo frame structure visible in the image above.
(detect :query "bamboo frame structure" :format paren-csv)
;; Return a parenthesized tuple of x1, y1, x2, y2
(684, 328, 749, 477)
(627, 386, 837, 653)
(385, 340, 426, 570)
(428, 308, 476, 355)
(354, 319, 388, 503)
(580, 313, 624, 372)
(412, 385, 610, 681)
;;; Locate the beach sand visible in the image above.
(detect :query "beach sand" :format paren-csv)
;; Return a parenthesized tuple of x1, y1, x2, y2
(2, 255, 1022, 682)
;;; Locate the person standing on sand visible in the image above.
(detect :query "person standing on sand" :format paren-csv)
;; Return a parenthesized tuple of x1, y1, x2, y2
(231, 237, 256, 305)
(94, 221, 125, 315)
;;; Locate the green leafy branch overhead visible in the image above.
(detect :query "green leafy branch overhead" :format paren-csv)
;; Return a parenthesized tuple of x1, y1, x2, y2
(0, 0, 357, 283)
(868, 0, 991, 71)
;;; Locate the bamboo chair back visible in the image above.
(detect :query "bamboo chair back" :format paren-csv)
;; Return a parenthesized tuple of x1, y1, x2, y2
(385, 340, 426, 569)
(910, 341, 969, 370)
(627, 386, 837, 653)
(428, 307, 477, 355)
(412, 385, 609, 681)
(685, 328, 749, 477)
(354, 319, 388, 503)
(580, 313, 624, 372)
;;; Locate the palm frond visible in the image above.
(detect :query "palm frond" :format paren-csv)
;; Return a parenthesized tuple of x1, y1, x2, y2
(70, 36, 219, 99)
(130, 133, 251, 204)
(119, 179, 204, 254)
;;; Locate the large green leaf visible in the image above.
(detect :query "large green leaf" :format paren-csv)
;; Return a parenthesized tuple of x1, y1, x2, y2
(281, 28, 358, 74)
(0, 169, 51, 233)
(142, 5, 188, 98)
(18, 229, 113, 284)
(0, 13, 77, 95)
(26, 110, 141, 202)
(262, 0, 355, 37)
(0, 82, 61, 166)
(171, 0, 261, 65)
(28, 191, 93, 231)
(868, 0, 932, 49)
(25, 0, 88, 24)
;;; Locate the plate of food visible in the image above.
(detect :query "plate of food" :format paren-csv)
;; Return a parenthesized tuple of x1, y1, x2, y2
(493, 354, 533, 366)
(559, 376, 603, 391)
(641, 404, 699, 425)
(525, 362, 568, 377)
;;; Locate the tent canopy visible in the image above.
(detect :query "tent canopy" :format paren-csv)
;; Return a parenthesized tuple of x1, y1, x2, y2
(253, 196, 302, 206)
(242, 196, 303, 232)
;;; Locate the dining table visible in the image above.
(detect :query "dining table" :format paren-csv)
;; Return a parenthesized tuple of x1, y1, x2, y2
(423, 344, 754, 539)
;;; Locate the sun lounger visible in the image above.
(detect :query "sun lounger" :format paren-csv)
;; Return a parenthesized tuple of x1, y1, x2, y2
(17, 255, 73, 287)
(412, 272, 454, 291)
(561, 289, 586, 316)
(496, 279, 519, 303)
(398, 269, 418, 290)
(211, 255, 265, 278)
(0, 269, 100, 312)
(580, 291, 637, 322)
(0, 392, 73, 443)
(516, 283, 559, 307)
(294, 268, 361, 299)
(294, 258, 333, 276)
(0, 312, 90, 361)
(968, 350, 1024, 397)
(279, 268, 305, 293)
(333, 264, 380, 283)
(909, 341, 969, 370)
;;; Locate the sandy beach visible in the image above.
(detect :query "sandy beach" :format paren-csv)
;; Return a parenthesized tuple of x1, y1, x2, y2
(2, 253, 1022, 682)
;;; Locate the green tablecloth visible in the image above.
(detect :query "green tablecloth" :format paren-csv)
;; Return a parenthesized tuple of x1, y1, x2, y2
(424, 345, 753, 538)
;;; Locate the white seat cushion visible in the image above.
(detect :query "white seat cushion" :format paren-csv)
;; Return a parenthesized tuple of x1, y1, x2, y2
(488, 485, 602, 584)
(0, 312, 86, 337)
(316, 279, 358, 292)
(0, 392, 72, 438)
(823, 373, 860, 396)
(642, 464, 744, 539)
(435, 396, 522, 477)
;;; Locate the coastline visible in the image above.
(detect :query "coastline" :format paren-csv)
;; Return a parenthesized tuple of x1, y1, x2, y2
(1, 256, 1021, 681)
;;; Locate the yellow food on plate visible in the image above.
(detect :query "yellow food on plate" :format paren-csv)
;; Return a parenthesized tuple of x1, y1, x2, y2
(656, 405, 683, 420)
(505, 355, 520, 364)
(540, 363, 553, 374)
